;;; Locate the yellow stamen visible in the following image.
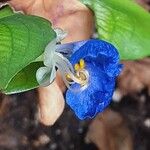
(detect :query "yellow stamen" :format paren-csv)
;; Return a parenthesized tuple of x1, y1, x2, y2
(79, 59, 85, 69)
(66, 74, 70, 78)
(65, 59, 88, 87)
(66, 74, 71, 81)
(74, 63, 80, 71)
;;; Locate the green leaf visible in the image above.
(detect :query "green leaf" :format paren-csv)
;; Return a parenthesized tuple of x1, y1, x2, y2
(0, 6, 56, 93)
(3, 62, 43, 94)
(81, 0, 150, 60)
(0, 5, 14, 19)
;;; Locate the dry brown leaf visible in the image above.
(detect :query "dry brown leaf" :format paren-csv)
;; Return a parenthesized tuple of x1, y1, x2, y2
(117, 58, 150, 96)
(85, 109, 133, 150)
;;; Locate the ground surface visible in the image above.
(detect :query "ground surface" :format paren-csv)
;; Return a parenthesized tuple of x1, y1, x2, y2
(0, 87, 150, 150)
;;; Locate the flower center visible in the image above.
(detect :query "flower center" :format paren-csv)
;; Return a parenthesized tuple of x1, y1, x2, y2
(66, 59, 89, 86)
(54, 52, 89, 91)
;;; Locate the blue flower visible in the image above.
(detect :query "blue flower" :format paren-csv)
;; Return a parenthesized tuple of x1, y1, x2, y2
(36, 35, 122, 120)
(65, 39, 122, 120)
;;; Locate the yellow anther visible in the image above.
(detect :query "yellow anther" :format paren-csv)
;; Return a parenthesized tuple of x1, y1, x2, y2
(66, 74, 71, 79)
(66, 74, 72, 82)
(74, 63, 80, 71)
(79, 59, 85, 69)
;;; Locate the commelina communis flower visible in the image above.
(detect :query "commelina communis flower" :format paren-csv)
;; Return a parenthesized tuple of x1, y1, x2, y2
(36, 30, 123, 120)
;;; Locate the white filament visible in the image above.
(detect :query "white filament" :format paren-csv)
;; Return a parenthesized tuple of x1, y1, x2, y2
(54, 52, 89, 92)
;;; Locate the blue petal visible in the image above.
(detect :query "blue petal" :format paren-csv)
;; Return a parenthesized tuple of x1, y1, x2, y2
(65, 39, 123, 119)
(66, 63, 116, 119)
(70, 39, 123, 77)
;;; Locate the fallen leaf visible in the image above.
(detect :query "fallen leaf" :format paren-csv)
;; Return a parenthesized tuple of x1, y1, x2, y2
(117, 58, 150, 96)
(85, 109, 133, 150)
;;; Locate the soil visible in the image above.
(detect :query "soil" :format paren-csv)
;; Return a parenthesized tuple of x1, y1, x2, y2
(0, 88, 150, 150)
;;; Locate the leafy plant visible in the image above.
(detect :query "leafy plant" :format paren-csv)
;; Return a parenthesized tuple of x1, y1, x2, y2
(81, 0, 150, 60)
(0, 5, 56, 94)
(0, 0, 150, 95)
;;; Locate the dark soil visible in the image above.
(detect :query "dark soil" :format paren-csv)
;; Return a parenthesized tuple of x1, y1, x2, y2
(0, 88, 150, 150)
(112, 89, 150, 150)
